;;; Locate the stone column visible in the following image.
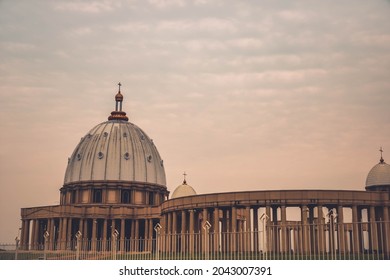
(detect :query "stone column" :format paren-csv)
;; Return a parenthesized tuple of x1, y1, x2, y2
(301, 205, 309, 254)
(189, 210, 195, 254)
(172, 212, 177, 253)
(31, 219, 37, 250)
(120, 219, 125, 252)
(253, 207, 259, 252)
(167, 213, 172, 252)
(66, 218, 72, 249)
(102, 219, 108, 251)
(213, 208, 220, 253)
(266, 206, 271, 254)
(21, 220, 28, 250)
(281, 205, 287, 253)
(49, 218, 56, 250)
(352, 205, 361, 253)
(60, 218, 68, 250)
(130, 219, 136, 251)
(91, 219, 97, 251)
(83, 219, 89, 244)
(231, 207, 237, 252)
(316, 206, 325, 253)
(148, 219, 153, 252)
(383, 206, 390, 256)
(135, 219, 139, 252)
(144, 219, 149, 252)
(57, 218, 62, 250)
(181, 211, 187, 253)
(202, 208, 208, 253)
(272, 206, 278, 252)
(244, 207, 251, 252)
(369, 206, 378, 252)
(337, 205, 345, 254)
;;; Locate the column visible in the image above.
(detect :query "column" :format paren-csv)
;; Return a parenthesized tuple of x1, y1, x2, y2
(49, 218, 55, 250)
(189, 210, 195, 254)
(369, 206, 378, 252)
(202, 208, 208, 253)
(61, 218, 68, 250)
(253, 207, 259, 252)
(160, 215, 167, 253)
(144, 219, 149, 252)
(383, 206, 390, 256)
(352, 205, 361, 253)
(301, 205, 309, 254)
(31, 220, 37, 250)
(92, 219, 97, 251)
(167, 213, 172, 252)
(272, 206, 278, 252)
(135, 219, 139, 252)
(231, 207, 237, 252)
(66, 218, 72, 249)
(172, 212, 177, 253)
(120, 219, 125, 252)
(148, 219, 153, 252)
(181, 211, 187, 253)
(317, 206, 325, 253)
(20, 220, 28, 250)
(213, 208, 220, 253)
(281, 206, 287, 253)
(266, 206, 271, 254)
(244, 207, 251, 252)
(57, 218, 62, 250)
(102, 219, 107, 251)
(84, 219, 89, 241)
(337, 205, 345, 254)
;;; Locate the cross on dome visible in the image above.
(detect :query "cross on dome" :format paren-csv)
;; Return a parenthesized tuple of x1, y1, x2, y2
(380, 147, 385, 163)
(108, 82, 128, 121)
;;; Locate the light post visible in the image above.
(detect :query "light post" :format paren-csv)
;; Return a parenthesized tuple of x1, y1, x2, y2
(15, 236, 20, 260)
(43, 231, 50, 260)
(75, 231, 82, 260)
(203, 221, 211, 260)
(112, 229, 119, 260)
(326, 210, 337, 260)
(260, 213, 269, 260)
(154, 223, 162, 260)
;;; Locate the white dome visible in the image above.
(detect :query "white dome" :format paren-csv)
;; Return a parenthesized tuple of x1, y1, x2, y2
(366, 159, 390, 188)
(64, 120, 166, 187)
(171, 180, 197, 199)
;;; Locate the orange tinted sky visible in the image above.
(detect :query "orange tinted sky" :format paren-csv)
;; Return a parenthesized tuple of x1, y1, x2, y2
(1, 0, 390, 242)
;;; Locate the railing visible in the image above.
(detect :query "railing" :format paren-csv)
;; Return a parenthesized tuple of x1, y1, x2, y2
(2, 221, 389, 260)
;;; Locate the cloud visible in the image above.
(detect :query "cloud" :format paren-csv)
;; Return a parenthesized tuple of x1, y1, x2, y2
(148, 0, 186, 9)
(53, 0, 119, 14)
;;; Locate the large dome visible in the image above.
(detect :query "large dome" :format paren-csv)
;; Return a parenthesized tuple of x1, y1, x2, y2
(64, 86, 166, 187)
(365, 152, 390, 190)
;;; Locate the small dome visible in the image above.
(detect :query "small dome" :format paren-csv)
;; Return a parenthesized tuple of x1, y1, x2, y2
(366, 153, 390, 190)
(171, 180, 197, 199)
(115, 91, 123, 102)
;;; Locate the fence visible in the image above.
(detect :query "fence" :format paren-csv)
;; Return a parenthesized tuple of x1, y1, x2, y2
(1, 221, 389, 260)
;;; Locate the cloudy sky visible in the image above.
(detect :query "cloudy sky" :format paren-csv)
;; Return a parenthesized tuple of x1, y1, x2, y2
(1, 0, 390, 242)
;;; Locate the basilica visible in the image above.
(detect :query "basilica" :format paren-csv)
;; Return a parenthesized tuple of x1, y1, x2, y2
(19, 86, 390, 258)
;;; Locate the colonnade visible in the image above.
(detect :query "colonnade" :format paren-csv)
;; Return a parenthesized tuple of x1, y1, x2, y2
(19, 217, 159, 252)
(160, 204, 390, 256)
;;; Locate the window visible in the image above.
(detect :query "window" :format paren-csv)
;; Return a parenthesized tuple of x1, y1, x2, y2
(71, 190, 77, 204)
(93, 189, 102, 203)
(149, 192, 155, 205)
(121, 190, 131, 204)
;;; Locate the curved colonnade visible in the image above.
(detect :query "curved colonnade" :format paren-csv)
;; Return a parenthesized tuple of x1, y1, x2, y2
(160, 189, 390, 256)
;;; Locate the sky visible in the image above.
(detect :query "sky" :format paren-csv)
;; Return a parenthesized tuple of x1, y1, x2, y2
(0, 0, 390, 243)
